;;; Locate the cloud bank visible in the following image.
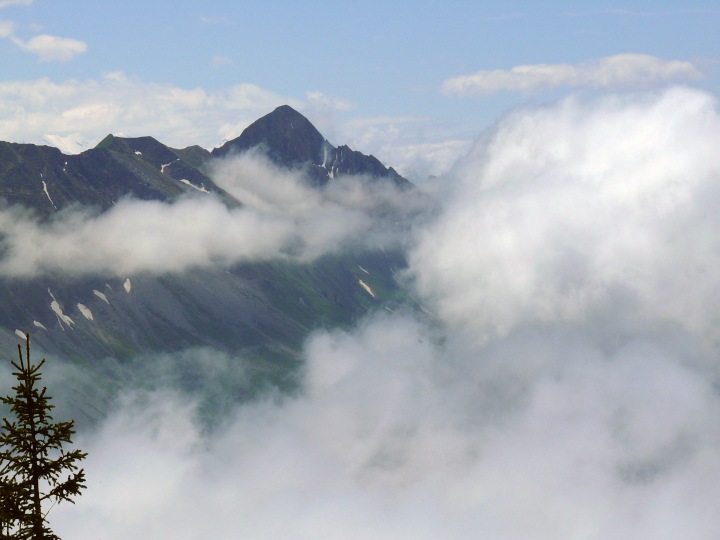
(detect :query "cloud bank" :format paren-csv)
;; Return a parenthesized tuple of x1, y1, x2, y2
(0, 151, 420, 277)
(411, 86, 720, 344)
(17, 85, 720, 539)
(442, 54, 703, 96)
(52, 312, 720, 539)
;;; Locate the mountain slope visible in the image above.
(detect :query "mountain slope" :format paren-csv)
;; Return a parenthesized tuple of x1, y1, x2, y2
(0, 137, 233, 217)
(0, 105, 417, 418)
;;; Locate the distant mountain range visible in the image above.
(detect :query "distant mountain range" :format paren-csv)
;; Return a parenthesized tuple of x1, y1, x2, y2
(0, 105, 409, 217)
(0, 105, 416, 416)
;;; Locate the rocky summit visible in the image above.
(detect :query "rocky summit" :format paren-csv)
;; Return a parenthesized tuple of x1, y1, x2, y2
(213, 105, 410, 187)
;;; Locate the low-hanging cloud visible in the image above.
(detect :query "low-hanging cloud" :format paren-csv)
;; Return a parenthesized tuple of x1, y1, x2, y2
(51, 311, 720, 539)
(441, 53, 703, 96)
(0, 196, 295, 277)
(25, 85, 720, 538)
(0, 151, 422, 277)
(411, 86, 720, 343)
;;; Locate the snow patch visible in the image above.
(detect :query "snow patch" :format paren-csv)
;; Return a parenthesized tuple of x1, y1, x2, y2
(14, 329, 25, 340)
(179, 179, 210, 193)
(358, 279, 376, 298)
(357, 265, 370, 275)
(77, 304, 93, 321)
(42, 180, 58, 210)
(33, 321, 47, 330)
(93, 289, 110, 304)
(160, 159, 178, 174)
(123, 278, 132, 293)
(134, 151, 142, 155)
(48, 289, 74, 328)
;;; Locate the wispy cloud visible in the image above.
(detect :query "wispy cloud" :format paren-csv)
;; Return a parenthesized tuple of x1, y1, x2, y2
(0, 18, 13, 37)
(11, 33, 86, 62)
(0, 73, 298, 152)
(0, 0, 86, 62)
(199, 15, 231, 25)
(0, 0, 32, 8)
(341, 115, 469, 178)
(0, 151, 419, 277)
(441, 54, 703, 96)
(211, 55, 232, 68)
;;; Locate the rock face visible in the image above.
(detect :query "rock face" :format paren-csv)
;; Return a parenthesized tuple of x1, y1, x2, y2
(0, 105, 414, 405)
(213, 105, 410, 187)
(213, 105, 326, 167)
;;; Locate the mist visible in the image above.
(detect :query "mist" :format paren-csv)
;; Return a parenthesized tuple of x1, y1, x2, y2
(33, 86, 720, 538)
(0, 150, 423, 277)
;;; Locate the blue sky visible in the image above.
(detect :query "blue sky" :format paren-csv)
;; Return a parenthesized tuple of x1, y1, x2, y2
(1, 0, 719, 177)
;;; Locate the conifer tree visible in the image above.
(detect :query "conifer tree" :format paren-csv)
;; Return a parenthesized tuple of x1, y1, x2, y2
(0, 333, 86, 539)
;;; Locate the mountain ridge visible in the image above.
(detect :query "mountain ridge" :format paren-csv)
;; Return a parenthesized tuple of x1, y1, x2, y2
(0, 104, 416, 413)
(213, 105, 410, 187)
(0, 105, 410, 217)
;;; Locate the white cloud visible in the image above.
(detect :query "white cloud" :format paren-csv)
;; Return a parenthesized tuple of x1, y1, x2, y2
(11, 33, 86, 62)
(0, 2, 85, 64)
(209, 151, 424, 254)
(410, 86, 720, 344)
(442, 54, 703, 96)
(0, 73, 459, 176)
(32, 85, 720, 539)
(339, 115, 469, 178)
(0, 73, 299, 152)
(50, 310, 720, 539)
(0, 0, 31, 8)
(375, 139, 470, 180)
(0, 151, 417, 277)
(305, 91, 354, 113)
(0, 197, 296, 277)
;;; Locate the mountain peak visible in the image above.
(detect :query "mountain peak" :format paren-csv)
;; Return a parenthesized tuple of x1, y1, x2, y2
(212, 105, 410, 188)
(212, 105, 326, 167)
